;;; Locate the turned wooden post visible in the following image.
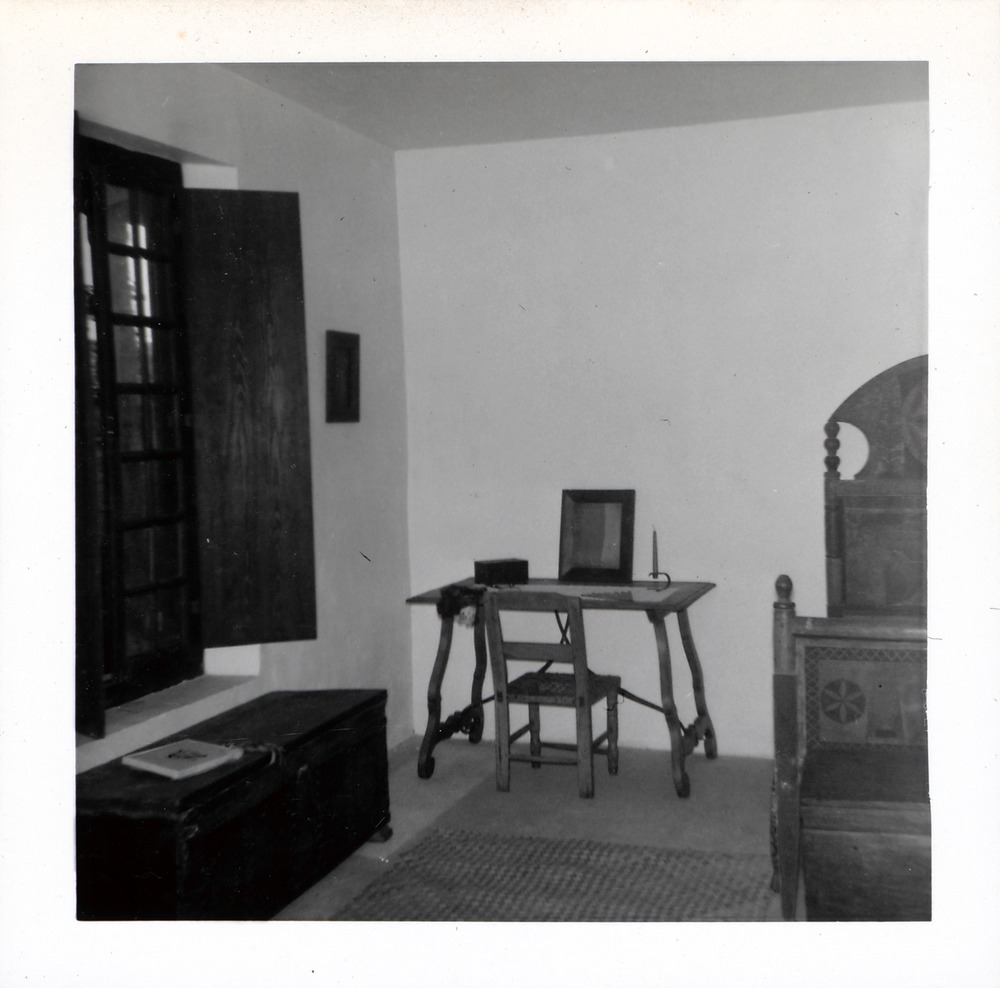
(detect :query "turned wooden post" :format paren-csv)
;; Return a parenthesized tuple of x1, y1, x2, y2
(773, 575, 796, 675)
(823, 420, 844, 614)
(772, 574, 801, 919)
(823, 419, 841, 481)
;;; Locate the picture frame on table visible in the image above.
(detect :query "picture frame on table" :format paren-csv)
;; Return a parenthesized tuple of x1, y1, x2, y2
(558, 489, 635, 583)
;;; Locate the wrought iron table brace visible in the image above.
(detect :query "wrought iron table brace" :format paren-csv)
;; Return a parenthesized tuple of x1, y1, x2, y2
(406, 578, 718, 797)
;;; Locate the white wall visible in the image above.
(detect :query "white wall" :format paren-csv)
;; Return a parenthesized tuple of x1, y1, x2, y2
(75, 64, 414, 750)
(399, 100, 927, 758)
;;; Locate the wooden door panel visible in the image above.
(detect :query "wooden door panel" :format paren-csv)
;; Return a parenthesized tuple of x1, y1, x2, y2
(180, 190, 316, 646)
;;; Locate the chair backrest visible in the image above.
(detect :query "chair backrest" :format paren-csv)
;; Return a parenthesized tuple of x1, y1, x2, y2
(823, 355, 927, 617)
(483, 590, 589, 689)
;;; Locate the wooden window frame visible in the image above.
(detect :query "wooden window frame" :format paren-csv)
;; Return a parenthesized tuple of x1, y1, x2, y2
(75, 134, 203, 733)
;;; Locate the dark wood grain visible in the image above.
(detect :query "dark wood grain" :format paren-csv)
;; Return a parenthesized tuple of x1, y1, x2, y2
(802, 829, 931, 921)
(77, 690, 389, 920)
(180, 191, 316, 647)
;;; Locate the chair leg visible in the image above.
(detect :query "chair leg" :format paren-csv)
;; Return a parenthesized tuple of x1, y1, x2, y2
(606, 692, 619, 775)
(528, 703, 541, 768)
(775, 786, 800, 919)
(575, 700, 595, 798)
(494, 690, 511, 792)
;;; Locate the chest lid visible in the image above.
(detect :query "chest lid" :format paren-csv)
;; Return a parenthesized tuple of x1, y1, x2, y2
(77, 689, 386, 817)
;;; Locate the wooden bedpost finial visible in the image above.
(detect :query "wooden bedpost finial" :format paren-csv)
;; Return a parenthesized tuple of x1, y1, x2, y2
(824, 419, 841, 479)
(775, 574, 794, 608)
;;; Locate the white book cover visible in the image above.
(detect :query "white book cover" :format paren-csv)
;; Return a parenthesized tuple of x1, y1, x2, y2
(122, 739, 244, 781)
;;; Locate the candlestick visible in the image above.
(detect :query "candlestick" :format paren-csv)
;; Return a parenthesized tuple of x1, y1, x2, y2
(650, 526, 671, 589)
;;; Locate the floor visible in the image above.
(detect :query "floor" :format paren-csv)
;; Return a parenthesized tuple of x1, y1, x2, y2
(276, 733, 785, 921)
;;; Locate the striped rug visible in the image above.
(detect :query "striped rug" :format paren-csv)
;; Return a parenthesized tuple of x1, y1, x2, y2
(333, 828, 774, 922)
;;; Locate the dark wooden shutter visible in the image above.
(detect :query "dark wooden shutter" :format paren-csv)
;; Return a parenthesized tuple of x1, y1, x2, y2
(180, 191, 317, 646)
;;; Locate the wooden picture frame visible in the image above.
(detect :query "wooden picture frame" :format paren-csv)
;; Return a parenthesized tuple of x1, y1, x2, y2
(558, 489, 635, 583)
(325, 330, 360, 422)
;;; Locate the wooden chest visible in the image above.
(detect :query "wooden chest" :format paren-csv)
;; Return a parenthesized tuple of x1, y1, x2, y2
(77, 690, 390, 920)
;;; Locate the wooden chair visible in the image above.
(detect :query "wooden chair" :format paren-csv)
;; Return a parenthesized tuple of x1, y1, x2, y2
(772, 575, 930, 920)
(483, 590, 620, 798)
(771, 354, 931, 920)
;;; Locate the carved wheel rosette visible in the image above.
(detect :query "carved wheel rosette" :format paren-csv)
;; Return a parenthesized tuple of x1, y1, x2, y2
(901, 379, 928, 467)
(820, 678, 866, 725)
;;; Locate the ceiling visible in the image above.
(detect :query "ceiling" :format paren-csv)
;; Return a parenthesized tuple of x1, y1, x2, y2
(225, 61, 927, 151)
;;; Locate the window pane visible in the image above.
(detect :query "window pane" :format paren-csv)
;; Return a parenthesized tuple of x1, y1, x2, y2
(122, 528, 153, 589)
(149, 395, 179, 450)
(151, 459, 182, 516)
(138, 258, 175, 319)
(153, 523, 183, 581)
(135, 190, 170, 252)
(120, 459, 182, 520)
(123, 592, 155, 659)
(117, 395, 145, 452)
(123, 587, 185, 658)
(123, 525, 183, 588)
(146, 327, 177, 384)
(105, 184, 133, 246)
(113, 325, 143, 383)
(82, 315, 106, 507)
(108, 254, 138, 314)
(156, 586, 184, 647)
(119, 461, 149, 519)
(77, 213, 94, 291)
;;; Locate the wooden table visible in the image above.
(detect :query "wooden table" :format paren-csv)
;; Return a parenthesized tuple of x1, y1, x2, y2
(407, 578, 717, 797)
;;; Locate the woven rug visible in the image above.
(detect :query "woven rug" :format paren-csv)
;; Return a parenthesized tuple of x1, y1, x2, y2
(333, 828, 774, 922)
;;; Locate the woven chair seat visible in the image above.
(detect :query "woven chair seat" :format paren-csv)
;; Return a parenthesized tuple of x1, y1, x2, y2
(508, 670, 620, 707)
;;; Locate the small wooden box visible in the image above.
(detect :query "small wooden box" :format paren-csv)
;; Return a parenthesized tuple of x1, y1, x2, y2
(77, 690, 390, 920)
(474, 558, 528, 585)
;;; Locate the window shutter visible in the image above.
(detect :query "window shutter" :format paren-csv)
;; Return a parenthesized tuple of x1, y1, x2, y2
(179, 191, 317, 646)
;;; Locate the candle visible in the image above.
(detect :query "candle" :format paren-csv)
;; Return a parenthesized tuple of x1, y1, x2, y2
(652, 528, 659, 576)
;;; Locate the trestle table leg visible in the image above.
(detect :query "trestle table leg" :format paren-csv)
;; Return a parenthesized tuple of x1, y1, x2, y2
(677, 607, 718, 759)
(417, 607, 487, 779)
(648, 612, 691, 797)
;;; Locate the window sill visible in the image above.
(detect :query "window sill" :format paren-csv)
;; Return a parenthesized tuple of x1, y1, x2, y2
(76, 674, 267, 774)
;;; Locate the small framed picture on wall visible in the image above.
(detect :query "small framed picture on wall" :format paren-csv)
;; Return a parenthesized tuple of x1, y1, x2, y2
(326, 330, 360, 422)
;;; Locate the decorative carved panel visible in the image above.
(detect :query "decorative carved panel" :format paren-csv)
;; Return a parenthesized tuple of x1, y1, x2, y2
(824, 356, 927, 618)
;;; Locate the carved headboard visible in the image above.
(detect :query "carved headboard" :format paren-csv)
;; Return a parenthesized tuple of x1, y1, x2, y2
(823, 355, 927, 618)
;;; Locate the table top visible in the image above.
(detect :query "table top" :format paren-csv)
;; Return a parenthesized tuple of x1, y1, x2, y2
(407, 577, 714, 616)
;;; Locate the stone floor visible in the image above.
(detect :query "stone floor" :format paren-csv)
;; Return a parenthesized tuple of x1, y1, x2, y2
(276, 734, 785, 921)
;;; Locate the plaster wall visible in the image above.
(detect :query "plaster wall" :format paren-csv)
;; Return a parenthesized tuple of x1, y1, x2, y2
(398, 101, 928, 758)
(75, 64, 414, 752)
